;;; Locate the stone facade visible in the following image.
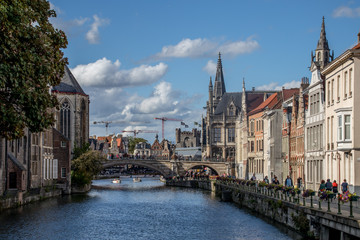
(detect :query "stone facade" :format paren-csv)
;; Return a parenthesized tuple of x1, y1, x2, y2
(175, 128, 201, 148)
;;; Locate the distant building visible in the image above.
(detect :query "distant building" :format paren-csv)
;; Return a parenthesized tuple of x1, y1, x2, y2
(175, 128, 201, 148)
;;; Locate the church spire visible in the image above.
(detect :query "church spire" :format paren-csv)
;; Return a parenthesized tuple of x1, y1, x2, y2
(213, 52, 226, 100)
(312, 16, 333, 69)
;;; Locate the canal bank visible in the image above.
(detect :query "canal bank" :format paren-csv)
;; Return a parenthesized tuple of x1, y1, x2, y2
(0, 178, 292, 240)
(166, 179, 360, 240)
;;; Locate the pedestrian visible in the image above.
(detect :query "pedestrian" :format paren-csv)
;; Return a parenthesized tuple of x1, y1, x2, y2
(297, 177, 302, 189)
(285, 175, 293, 187)
(264, 176, 269, 183)
(273, 176, 280, 185)
(341, 179, 348, 194)
(251, 173, 256, 181)
(319, 180, 326, 191)
(332, 180, 338, 193)
(325, 179, 332, 191)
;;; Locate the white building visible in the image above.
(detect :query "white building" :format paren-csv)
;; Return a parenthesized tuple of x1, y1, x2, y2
(322, 31, 360, 193)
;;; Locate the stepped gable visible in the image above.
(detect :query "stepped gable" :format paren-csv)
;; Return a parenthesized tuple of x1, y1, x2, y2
(52, 65, 87, 95)
(213, 92, 242, 115)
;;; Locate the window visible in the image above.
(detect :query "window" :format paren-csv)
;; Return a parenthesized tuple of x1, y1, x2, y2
(345, 115, 351, 140)
(60, 101, 71, 138)
(213, 128, 221, 143)
(61, 168, 67, 178)
(61, 141, 66, 148)
(228, 128, 235, 142)
(331, 79, 334, 104)
(53, 159, 58, 179)
(338, 116, 342, 141)
(249, 121, 254, 136)
(349, 69, 352, 96)
(337, 75, 340, 101)
(327, 82, 331, 106)
(337, 114, 351, 141)
(344, 72, 347, 99)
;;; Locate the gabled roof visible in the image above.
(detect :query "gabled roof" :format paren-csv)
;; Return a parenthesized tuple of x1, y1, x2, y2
(52, 66, 87, 95)
(282, 88, 299, 101)
(214, 92, 242, 115)
(246, 92, 276, 113)
(352, 43, 360, 50)
(248, 92, 278, 116)
(8, 153, 26, 171)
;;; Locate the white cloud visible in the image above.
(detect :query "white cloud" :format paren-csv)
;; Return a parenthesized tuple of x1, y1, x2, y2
(256, 80, 301, 91)
(218, 37, 260, 57)
(86, 15, 109, 44)
(86, 81, 204, 141)
(71, 58, 168, 88)
(152, 37, 259, 60)
(332, 6, 360, 18)
(203, 60, 217, 75)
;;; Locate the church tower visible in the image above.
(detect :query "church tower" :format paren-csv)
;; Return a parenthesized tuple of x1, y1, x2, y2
(311, 17, 333, 70)
(213, 52, 226, 108)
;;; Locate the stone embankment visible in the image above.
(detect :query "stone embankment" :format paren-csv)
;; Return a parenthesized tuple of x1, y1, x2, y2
(167, 179, 360, 240)
(0, 188, 62, 211)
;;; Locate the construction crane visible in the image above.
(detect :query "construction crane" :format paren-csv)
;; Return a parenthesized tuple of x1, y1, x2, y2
(122, 130, 158, 137)
(93, 120, 149, 135)
(154, 117, 182, 140)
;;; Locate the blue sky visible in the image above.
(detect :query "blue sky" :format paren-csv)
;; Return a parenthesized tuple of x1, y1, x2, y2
(50, 0, 360, 142)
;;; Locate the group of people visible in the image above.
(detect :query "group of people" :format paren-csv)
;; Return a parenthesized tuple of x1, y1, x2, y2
(319, 179, 348, 194)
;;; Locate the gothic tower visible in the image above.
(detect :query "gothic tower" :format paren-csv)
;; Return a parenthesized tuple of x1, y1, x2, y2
(213, 52, 226, 108)
(311, 17, 333, 70)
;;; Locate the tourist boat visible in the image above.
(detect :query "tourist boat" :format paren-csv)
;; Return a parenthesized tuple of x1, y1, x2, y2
(112, 179, 121, 184)
(133, 177, 142, 183)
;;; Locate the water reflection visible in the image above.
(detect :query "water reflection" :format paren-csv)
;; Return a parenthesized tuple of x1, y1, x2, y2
(0, 178, 293, 240)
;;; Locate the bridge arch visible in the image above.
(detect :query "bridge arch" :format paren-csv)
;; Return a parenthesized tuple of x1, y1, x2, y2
(183, 163, 222, 176)
(102, 160, 171, 177)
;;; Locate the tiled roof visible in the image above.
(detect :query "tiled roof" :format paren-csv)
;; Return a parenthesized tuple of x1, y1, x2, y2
(246, 92, 275, 113)
(282, 88, 299, 101)
(248, 92, 278, 115)
(52, 66, 87, 95)
(352, 43, 360, 49)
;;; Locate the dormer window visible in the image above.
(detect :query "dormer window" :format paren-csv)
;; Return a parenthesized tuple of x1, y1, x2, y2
(228, 105, 235, 116)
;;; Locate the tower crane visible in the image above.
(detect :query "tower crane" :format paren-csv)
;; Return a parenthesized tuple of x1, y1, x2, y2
(121, 130, 158, 137)
(154, 117, 182, 140)
(93, 120, 149, 135)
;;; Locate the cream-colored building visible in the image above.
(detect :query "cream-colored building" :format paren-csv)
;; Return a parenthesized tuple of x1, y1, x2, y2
(322, 32, 360, 193)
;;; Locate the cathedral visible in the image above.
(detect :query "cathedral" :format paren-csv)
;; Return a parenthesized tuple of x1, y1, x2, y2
(203, 53, 275, 175)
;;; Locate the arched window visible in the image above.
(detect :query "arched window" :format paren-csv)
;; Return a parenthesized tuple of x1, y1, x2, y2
(317, 52, 321, 61)
(60, 101, 71, 138)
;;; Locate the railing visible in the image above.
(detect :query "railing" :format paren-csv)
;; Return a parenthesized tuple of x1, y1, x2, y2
(215, 178, 359, 218)
(105, 156, 229, 163)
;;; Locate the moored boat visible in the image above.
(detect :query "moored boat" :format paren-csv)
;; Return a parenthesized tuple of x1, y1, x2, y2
(112, 179, 121, 184)
(133, 177, 142, 182)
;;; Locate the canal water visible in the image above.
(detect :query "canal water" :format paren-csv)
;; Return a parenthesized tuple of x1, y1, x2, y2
(0, 178, 294, 240)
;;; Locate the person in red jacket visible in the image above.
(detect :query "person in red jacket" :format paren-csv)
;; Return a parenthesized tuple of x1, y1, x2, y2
(332, 180, 338, 193)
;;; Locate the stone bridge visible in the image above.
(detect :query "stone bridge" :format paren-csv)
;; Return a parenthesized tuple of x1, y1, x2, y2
(102, 158, 232, 177)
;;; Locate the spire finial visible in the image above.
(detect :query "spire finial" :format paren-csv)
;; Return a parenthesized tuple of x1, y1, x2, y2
(242, 78, 245, 89)
(218, 52, 221, 59)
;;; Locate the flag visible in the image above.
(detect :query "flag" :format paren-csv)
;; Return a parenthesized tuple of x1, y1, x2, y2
(181, 121, 185, 126)
(194, 121, 198, 125)
(185, 125, 189, 128)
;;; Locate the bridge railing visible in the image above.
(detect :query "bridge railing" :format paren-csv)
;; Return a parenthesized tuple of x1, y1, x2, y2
(105, 156, 229, 163)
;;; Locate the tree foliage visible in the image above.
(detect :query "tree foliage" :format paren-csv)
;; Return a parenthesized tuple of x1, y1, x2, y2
(128, 137, 148, 154)
(73, 142, 90, 160)
(0, 0, 68, 139)
(71, 150, 106, 187)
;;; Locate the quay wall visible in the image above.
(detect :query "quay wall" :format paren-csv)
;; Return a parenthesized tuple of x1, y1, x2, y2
(0, 189, 62, 211)
(166, 180, 360, 240)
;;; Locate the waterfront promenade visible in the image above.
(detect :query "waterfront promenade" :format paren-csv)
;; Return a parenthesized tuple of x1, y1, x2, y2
(167, 177, 360, 239)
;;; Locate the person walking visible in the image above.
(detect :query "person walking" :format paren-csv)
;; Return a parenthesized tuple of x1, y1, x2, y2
(251, 173, 256, 181)
(325, 179, 332, 191)
(341, 179, 348, 193)
(297, 177, 302, 189)
(264, 176, 269, 184)
(332, 180, 338, 193)
(273, 176, 280, 185)
(285, 175, 293, 187)
(319, 180, 326, 191)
